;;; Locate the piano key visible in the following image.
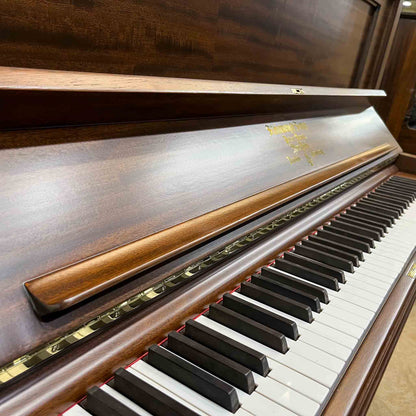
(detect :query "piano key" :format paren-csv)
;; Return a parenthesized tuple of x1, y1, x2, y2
(114, 367, 201, 416)
(223, 295, 345, 373)
(322, 224, 375, 248)
(340, 212, 388, 232)
(307, 234, 365, 260)
(64, 406, 92, 416)
(336, 215, 386, 237)
(123, 367, 210, 416)
(86, 385, 151, 416)
(374, 189, 414, 203)
(196, 315, 338, 388)
(146, 345, 240, 412)
(222, 292, 299, 339)
(184, 319, 270, 376)
(250, 375, 320, 416)
(381, 183, 416, 195)
(167, 331, 256, 394)
(273, 258, 339, 290)
(346, 207, 393, 227)
(295, 242, 356, 270)
(208, 303, 289, 353)
(316, 229, 371, 252)
(356, 200, 401, 218)
(330, 218, 381, 240)
(250, 273, 322, 312)
(239, 281, 313, 322)
(365, 194, 406, 211)
(132, 360, 247, 416)
(284, 251, 345, 282)
(232, 292, 358, 349)
(342, 274, 387, 297)
(261, 266, 329, 303)
(349, 205, 395, 225)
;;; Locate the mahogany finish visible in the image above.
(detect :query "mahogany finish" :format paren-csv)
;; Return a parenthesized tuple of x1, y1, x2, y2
(396, 152, 416, 174)
(0, 1, 400, 89)
(0, 166, 398, 416)
(24, 144, 394, 316)
(375, 16, 416, 142)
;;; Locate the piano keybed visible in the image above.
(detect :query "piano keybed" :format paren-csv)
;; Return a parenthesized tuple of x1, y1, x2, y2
(64, 175, 416, 416)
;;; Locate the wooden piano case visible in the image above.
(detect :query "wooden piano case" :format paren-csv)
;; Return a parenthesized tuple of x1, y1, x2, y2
(0, 1, 414, 415)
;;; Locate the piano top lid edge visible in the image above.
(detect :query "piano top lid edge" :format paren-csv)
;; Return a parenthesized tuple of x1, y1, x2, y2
(0, 66, 387, 97)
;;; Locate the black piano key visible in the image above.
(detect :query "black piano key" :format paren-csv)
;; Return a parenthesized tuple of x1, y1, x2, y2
(390, 175, 416, 184)
(346, 207, 393, 227)
(222, 291, 300, 339)
(294, 242, 355, 272)
(378, 185, 415, 200)
(208, 303, 288, 353)
(365, 194, 406, 212)
(239, 281, 314, 323)
(300, 239, 359, 267)
(330, 218, 381, 240)
(167, 331, 256, 394)
(113, 368, 199, 416)
(375, 186, 415, 200)
(86, 386, 141, 416)
(261, 266, 329, 303)
(283, 251, 345, 282)
(274, 257, 339, 290)
(356, 200, 401, 218)
(368, 191, 409, 208)
(251, 272, 322, 312)
(316, 228, 372, 252)
(323, 224, 375, 248)
(383, 180, 416, 191)
(350, 205, 396, 224)
(184, 319, 270, 376)
(336, 214, 385, 236)
(146, 344, 240, 413)
(383, 181, 416, 194)
(308, 234, 365, 260)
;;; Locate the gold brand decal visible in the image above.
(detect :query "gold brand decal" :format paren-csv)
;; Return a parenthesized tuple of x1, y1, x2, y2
(265, 122, 324, 166)
(407, 262, 416, 278)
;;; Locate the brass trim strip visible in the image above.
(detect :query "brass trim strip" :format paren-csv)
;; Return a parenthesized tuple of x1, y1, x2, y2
(24, 144, 396, 315)
(0, 156, 395, 386)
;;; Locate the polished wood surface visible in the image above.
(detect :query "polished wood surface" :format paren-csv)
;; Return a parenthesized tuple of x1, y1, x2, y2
(396, 152, 416, 173)
(24, 143, 395, 316)
(0, 0, 400, 89)
(0, 166, 397, 416)
(375, 16, 416, 140)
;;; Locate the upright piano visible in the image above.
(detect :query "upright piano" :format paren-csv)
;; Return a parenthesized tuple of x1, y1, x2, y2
(0, 1, 415, 415)
(0, 68, 415, 416)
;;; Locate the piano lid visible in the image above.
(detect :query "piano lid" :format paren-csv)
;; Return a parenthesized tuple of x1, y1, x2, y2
(0, 81, 400, 368)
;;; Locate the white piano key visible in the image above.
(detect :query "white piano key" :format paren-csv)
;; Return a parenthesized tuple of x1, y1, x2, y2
(63, 405, 92, 416)
(286, 337, 345, 373)
(343, 274, 388, 296)
(297, 328, 351, 361)
(232, 291, 357, 349)
(196, 315, 338, 388)
(313, 312, 363, 338)
(337, 284, 383, 304)
(322, 303, 370, 329)
(132, 360, 242, 416)
(266, 361, 329, 404)
(252, 374, 320, 416)
(125, 367, 210, 416)
(327, 297, 374, 321)
(101, 384, 154, 416)
(353, 267, 396, 284)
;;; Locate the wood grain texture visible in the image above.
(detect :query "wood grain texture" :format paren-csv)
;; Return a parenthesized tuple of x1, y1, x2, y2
(23, 143, 395, 316)
(0, 0, 400, 88)
(375, 16, 416, 138)
(0, 166, 397, 416)
(0, 67, 387, 95)
(396, 152, 416, 173)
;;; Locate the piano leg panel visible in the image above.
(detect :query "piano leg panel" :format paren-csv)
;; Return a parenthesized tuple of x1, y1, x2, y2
(322, 248, 416, 416)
